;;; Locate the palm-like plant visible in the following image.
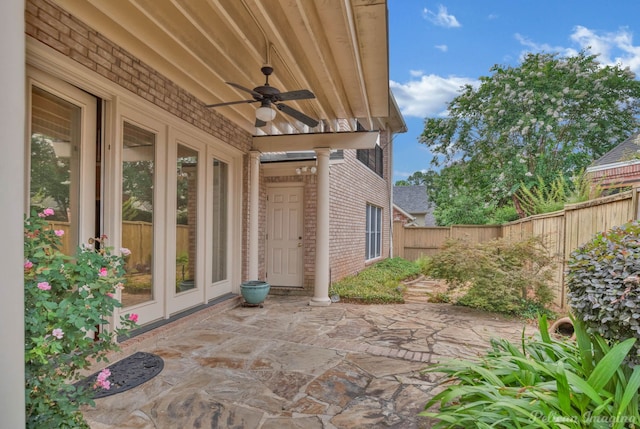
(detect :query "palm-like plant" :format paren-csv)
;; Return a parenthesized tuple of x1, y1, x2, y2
(422, 316, 640, 428)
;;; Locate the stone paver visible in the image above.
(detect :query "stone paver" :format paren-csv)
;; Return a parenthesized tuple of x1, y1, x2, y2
(82, 293, 536, 429)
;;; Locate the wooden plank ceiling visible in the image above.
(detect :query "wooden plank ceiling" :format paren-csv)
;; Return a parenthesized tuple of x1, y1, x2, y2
(53, 0, 391, 135)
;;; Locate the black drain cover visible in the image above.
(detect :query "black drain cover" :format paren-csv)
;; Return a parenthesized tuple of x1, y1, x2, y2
(75, 351, 164, 398)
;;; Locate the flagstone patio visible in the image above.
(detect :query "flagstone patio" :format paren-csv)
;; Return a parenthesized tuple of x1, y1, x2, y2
(83, 293, 537, 428)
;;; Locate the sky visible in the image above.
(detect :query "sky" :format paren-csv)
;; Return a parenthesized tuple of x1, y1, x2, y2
(388, 0, 640, 183)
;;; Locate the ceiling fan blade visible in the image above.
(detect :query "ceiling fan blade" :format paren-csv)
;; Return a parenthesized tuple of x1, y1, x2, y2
(205, 99, 256, 108)
(255, 118, 267, 127)
(277, 89, 316, 101)
(276, 103, 319, 128)
(226, 82, 263, 99)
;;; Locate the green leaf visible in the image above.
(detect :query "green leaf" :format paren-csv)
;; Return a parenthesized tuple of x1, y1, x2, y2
(554, 362, 572, 415)
(587, 338, 636, 392)
(616, 365, 640, 418)
(564, 371, 606, 407)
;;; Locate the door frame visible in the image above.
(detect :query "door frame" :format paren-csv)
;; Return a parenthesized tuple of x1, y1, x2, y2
(265, 182, 305, 287)
(114, 107, 168, 326)
(26, 71, 98, 248)
(165, 130, 207, 315)
(27, 42, 245, 331)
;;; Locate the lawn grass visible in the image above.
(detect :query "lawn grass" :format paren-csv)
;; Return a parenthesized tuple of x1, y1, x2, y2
(329, 257, 421, 304)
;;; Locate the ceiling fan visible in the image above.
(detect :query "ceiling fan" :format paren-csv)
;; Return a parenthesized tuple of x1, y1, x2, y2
(206, 66, 319, 128)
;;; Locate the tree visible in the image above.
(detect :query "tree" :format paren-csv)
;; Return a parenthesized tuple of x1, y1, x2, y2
(420, 51, 640, 220)
(29, 134, 71, 221)
(394, 171, 429, 186)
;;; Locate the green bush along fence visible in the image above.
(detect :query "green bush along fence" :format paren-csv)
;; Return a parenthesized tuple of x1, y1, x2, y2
(393, 190, 637, 308)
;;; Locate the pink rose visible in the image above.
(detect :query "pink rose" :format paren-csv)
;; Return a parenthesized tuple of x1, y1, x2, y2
(39, 208, 54, 218)
(37, 281, 51, 291)
(128, 313, 139, 323)
(120, 247, 131, 256)
(51, 328, 64, 339)
(98, 267, 108, 277)
(54, 230, 64, 237)
(93, 368, 111, 390)
(24, 260, 33, 270)
(106, 292, 115, 298)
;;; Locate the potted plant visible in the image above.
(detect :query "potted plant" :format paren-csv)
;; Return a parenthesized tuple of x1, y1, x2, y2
(240, 280, 270, 307)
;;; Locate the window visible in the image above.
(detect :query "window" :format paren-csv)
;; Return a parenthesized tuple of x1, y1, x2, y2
(211, 158, 228, 283)
(121, 121, 156, 307)
(356, 145, 383, 177)
(366, 204, 382, 260)
(175, 144, 198, 293)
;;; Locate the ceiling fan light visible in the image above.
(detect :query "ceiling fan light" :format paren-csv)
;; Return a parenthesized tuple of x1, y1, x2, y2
(256, 105, 276, 122)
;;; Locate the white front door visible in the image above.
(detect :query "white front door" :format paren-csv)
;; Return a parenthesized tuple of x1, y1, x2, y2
(266, 184, 304, 287)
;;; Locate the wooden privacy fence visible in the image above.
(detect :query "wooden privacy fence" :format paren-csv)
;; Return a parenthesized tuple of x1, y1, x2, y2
(121, 222, 189, 268)
(393, 190, 638, 307)
(43, 221, 189, 269)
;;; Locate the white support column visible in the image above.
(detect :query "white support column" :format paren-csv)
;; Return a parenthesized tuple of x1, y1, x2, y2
(310, 148, 331, 306)
(0, 1, 25, 427)
(248, 151, 261, 280)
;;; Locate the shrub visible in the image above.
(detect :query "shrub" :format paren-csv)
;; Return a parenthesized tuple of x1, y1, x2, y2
(329, 257, 420, 303)
(422, 316, 640, 428)
(426, 235, 555, 315)
(566, 221, 640, 365)
(24, 209, 138, 428)
(487, 204, 519, 224)
(433, 194, 491, 226)
(516, 175, 567, 217)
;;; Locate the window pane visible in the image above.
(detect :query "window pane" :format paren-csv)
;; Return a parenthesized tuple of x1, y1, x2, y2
(30, 87, 81, 254)
(176, 144, 198, 293)
(365, 205, 371, 259)
(212, 158, 228, 283)
(365, 204, 382, 260)
(376, 206, 382, 257)
(121, 122, 156, 307)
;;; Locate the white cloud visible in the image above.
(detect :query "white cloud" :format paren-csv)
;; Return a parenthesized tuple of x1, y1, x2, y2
(423, 5, 461, 28)
(515, 33, 577, 57)
(515, 26, 640, 75)
(390, 75, 478, 118)
(435, 44, 448, 52)
(570, 26, 640, 74)
(394, 169, 428, 179)
(409, 69, 424, 77)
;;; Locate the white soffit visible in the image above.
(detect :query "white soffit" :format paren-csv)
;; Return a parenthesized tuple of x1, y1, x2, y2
(52, 0, 391, 135)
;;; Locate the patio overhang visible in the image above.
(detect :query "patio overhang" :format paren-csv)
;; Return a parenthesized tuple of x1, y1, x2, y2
(252, 131, 379, 152)
(52, 0, 392, 136)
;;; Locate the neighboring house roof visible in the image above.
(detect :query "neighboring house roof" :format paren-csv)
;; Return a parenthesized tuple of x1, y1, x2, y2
(591, 132, 640, 167)
(393, 185, 435, 226)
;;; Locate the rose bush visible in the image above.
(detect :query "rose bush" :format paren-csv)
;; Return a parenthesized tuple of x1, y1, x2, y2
(24, 209, 138, 428)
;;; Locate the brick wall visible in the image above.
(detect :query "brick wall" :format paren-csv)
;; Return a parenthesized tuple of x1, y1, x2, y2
(588, 163, 640, 188)
(393, 207, 413, 225)
(329, 130, 392, 282)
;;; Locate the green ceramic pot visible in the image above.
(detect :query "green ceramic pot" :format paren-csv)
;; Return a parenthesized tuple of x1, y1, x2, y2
(240, 281, 270, 305)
